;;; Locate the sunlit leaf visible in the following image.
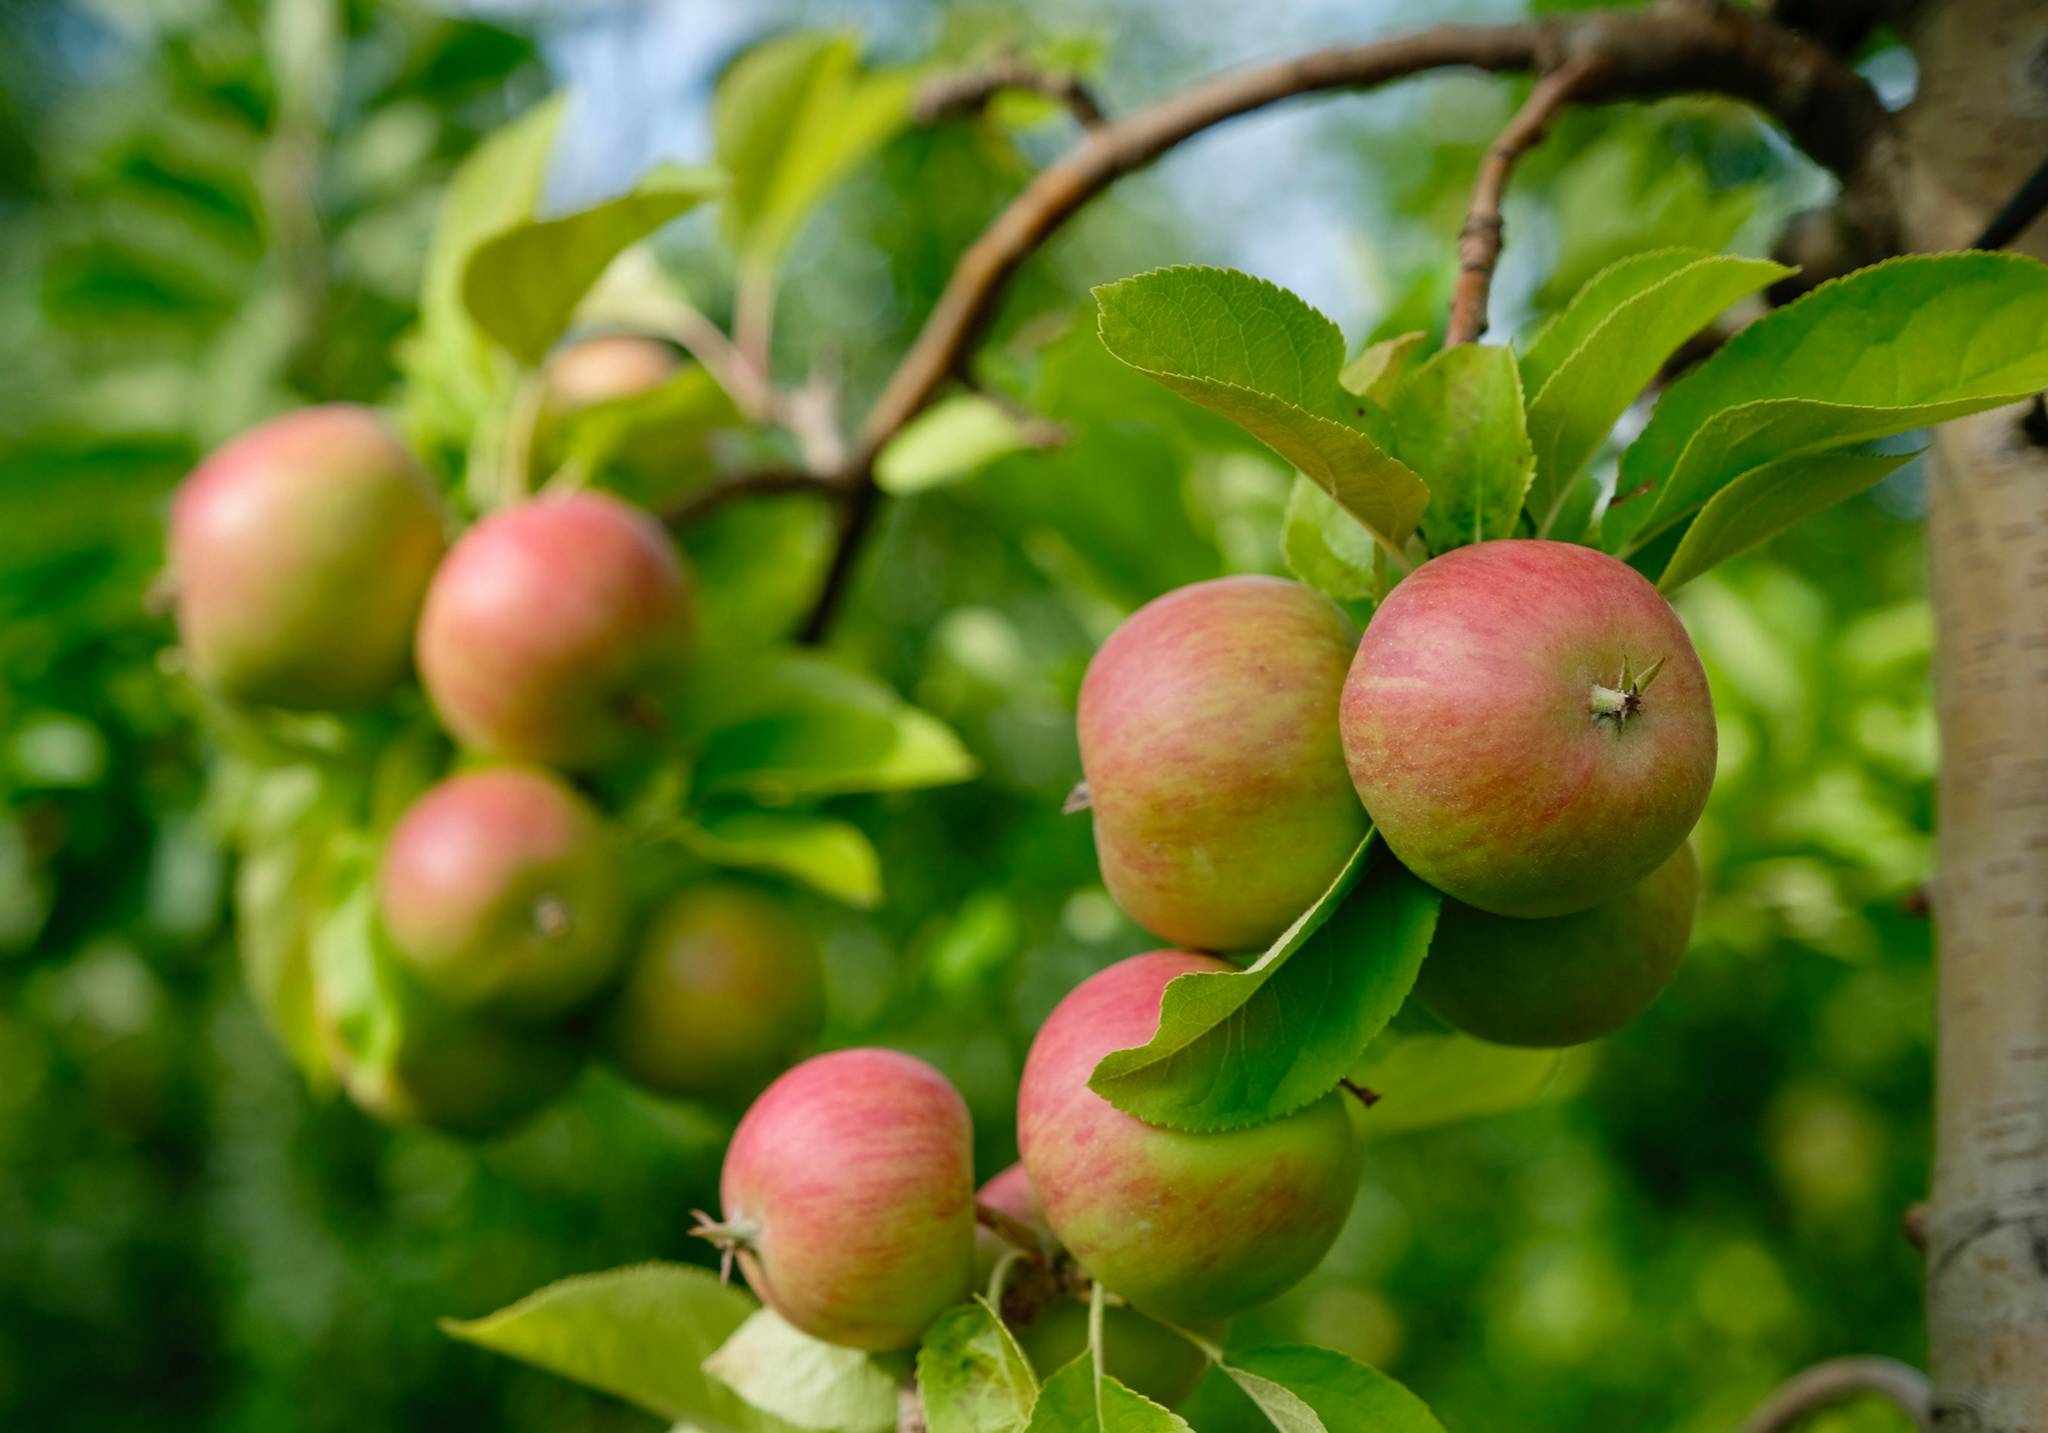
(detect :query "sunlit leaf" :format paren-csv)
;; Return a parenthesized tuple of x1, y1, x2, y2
(876, 394, 1036, 496)
(916, 1299, 1037, 1433)
(1522, 252, 1788, 534)
(1280, 476, 1378, 602)
(1655, 442, 1917, 592)
(715, 32, 915, 265)
(1024, 1356, 1192, 1433)
(703, 1309, 899, 1433)
(1611, 252, 2048, 550)
(1095, 267, 1428, 550)
(675, 809, 882, 909)
(1225, 1347, 1442, 1433)
(1090, 840, 1442, 1132)
(684, 649, 977, 800)
(442, 1263, 783, 1431)
(463, 163, 724, 363)
(1392, 342, 1532, 550)
(1350, 1026, 1576, 1137)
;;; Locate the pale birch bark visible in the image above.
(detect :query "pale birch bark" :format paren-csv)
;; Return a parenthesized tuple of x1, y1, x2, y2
(1904, 2, 2048, 1425)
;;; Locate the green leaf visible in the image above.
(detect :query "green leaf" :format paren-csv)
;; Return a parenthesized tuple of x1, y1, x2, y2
(1339, 331, 1426, 403)
(684, 649, 977, 800)
(675, 809, 882, 909)
(1024, 1357, 1192, 1433)
(1094, 267, 1429, 550)
(234, 828, 332, 1084)
(555, 364, 740, 479)
(1280, 476, 1378, 602)
(1089, 841, 1443, 1132)
(405, 96, 565, 438)
(1350, 1027, 1575, 1137)
(876, 395, 1035, 496)
(214, 759, 349, 1084)
(419, 95, 566, 343)
(1655, 442, 1917, 593)
(715, 32, 914, 265)
(441, 1263, 782, 1431)
(1612, 252, 2048, 550)
(1519, 249, 1708, 398)
(1097, 1378, 1190, 1433)
(1523, 252, 1789, 534)
(304, 848, 403, 1073)
(1225, 1347, 1443, 1433)
(1533, 127, 1763, 311)
(1220, 1367, 1323, 1433)
(463, 164, 724, 365)
(916, 1299, 1037, 1433)
(1392, 343, 1533, 550)
(704, 1309, 899, 1433)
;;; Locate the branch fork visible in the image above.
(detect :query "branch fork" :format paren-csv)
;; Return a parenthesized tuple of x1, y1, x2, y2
(669, 2, 1891, 648)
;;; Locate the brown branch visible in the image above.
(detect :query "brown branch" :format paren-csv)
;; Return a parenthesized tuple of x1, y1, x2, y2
(795, 1, 1893, 642)
(915, 57, 1108, 130)
(660, 469, 838, 528)
(1770, 0, 1924, 56)
(1447, 53, 1606, 345)
(1732, 1357, 1934, 1433)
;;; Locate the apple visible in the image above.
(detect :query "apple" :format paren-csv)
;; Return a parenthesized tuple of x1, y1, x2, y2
(415, 491, 692, 768)
(315, 982, 582, 1138)
(543, 335, 679, 409)
(1341, 539, 1715, 917)
(702, 1048, 974, 1350)
(169, 404, 443, 709)
(1018, 952, 1361, 1324)
(378, 767, 627, 1021)
(1419, 842, 1698, 1047)
(1079, 576, 1368, 953)
(607, 883, 825, 1105)
(975, 1163, 1212, 1406)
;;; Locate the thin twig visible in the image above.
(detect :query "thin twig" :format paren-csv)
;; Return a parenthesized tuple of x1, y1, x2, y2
(660, 469, 839, 528)
(734, 260, 778, 381)
(782, 371, 849, 473)
(1446, 53, 1604, 345)
(1733, 1356, 1934, 1433)
(915, 56, 1110, 130)
(497, 373, 549, 507)
(665, 294, 847, 473)
(667, 298, 771, 417)
(795, 5, 1893, 642)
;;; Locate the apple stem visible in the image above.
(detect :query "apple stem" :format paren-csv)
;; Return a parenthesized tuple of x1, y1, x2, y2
(986, 1248, 1022, 1307)
(1153, 1315, 1228, 1364)
(975, 1200, 1051, 1262)
(1588, 683, 1633, 718)
(1088, 1280, 1108, 1421)
(1590, 654, 1663, 727)
(532, 895, 570, 939)
(688, 1209, 760, 1284)
(1339, 1078, 1381, 1109)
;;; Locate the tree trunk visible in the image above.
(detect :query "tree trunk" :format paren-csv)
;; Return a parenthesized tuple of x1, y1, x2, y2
(1904, 2, 2048, 1424)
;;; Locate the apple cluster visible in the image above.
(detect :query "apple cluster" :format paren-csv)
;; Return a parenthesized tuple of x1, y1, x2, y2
(696, 950, 1355, 1401)
(167, 348, 824, 1135)
(174, 365, 1714, 1370)
(1083, 550, 1714, 1048)
(694, 539, 1714, 1381)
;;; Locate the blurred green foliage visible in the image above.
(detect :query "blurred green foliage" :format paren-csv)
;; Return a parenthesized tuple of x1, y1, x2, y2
(0, 2, 1929, 1430)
